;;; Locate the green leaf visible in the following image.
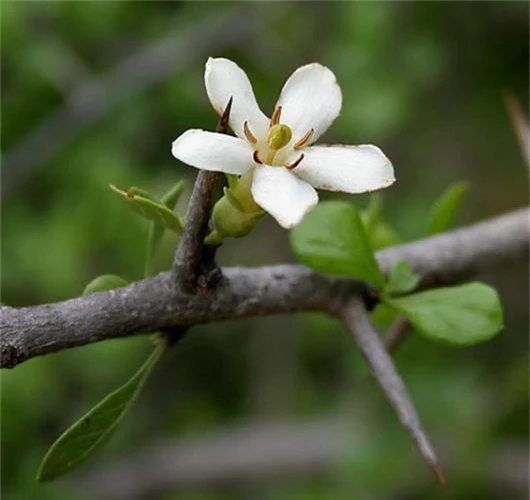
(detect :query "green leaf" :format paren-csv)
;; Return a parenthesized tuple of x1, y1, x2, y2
(110, 184, 184, 235)
(426, 181, 468, 235)
(82, 274, 128, 295)
(290, 201, 385, 290)
(127, 186, 157, 201)
(161, 179, 186, 210)
(144, 180, 186, 277)
(386, 282, 503, 346)
(361, 194, 400, 250)
(36, 341, 166, 482)
(385, 260, 421, 296)
(144, 221, 164, 278)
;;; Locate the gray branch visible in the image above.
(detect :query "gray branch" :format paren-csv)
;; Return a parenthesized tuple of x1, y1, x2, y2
(1, 208, 528, 368)
(171, 97, 232, 292)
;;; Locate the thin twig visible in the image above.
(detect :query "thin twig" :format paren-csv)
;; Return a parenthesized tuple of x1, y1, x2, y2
(504, 90, 530, 172)
(1, 208, 528, 368)
(340, 297, 445, 485)
(171, 98, 232, 292)
(384, 315, 411, 353)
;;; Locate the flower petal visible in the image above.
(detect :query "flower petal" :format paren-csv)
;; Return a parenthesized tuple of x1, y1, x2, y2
(251, 165, 318, 228)
(292, 145, 395, 193)
(205, 57, 270, 141)
(172, 129, 253, 175)
(276, 63, 342, 144)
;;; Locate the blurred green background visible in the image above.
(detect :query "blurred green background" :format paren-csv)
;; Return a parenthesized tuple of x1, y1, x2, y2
(2, 2, 528, 499)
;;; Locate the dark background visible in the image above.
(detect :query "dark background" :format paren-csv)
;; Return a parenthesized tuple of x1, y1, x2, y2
(2, 2, 528, 499)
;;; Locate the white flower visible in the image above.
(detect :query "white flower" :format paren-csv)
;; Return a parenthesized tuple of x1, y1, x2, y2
(172, 57, 395, 229)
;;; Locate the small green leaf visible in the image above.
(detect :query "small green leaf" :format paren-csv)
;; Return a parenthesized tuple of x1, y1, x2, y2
(386, 261, 421, 296)
(361, 194, 400, 250)
(361, 193, 383, 230)
(110, 184, 184, 234)
(127, 186, 157, 201)
(82, 275, 128, 296)
(290, 201, 385, 290)
(161, 179, 186, 210)
(144, 180, 186, 277)
(386, 282, 503, 345)
(36, 341, 166, 482)
(144, 221, 164, 278)
(365, 218, 401, 250)
(426, 181, 468, 235)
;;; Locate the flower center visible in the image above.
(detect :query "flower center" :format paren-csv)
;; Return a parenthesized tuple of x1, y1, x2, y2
(244, 105, 311, 169)
(267, 124, 292, 151)
(264, 124, 292, 164)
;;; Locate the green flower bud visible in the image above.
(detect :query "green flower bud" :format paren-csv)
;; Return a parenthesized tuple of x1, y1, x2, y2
(205, 169, 264, 245)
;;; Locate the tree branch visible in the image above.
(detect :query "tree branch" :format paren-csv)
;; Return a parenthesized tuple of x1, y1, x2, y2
(1, 208, 528, 368)
(171, 98, 232, 292)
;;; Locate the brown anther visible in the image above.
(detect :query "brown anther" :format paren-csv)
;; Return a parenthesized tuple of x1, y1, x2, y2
(243, 121, 257, 144)
(253, 150, 263, 164)
(293, 128, 314, 150)
(271, 105, 282, 126)
(285, 153, 304, 170)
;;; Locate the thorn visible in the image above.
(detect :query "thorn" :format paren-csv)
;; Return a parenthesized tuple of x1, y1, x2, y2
(504, 90, 530, 171)
(342, 298, 445, 487)
(384, 315, 410, 353)
(216, 97, 233, 134)
(430, 460, 447, 487)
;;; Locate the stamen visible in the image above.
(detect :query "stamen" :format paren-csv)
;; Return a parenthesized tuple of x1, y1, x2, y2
(253, 150, 263, 164)
(294, 128, 314, 150)
(285, 153, 304, 170)
(271, 105, 282, 126)
(243, 121, 257, 144)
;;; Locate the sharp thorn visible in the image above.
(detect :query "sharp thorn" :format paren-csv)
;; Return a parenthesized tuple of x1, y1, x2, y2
(216, 96, 233, 134)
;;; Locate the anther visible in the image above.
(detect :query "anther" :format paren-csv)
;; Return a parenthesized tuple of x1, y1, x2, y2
(243, 121, 257, 144)
(271, 105, 282, 126)
(285, 153, 304, 170)
(294, 128, 314, 150)
(253, 150, 263, 164)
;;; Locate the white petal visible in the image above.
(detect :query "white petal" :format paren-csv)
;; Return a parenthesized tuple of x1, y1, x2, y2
(251, 165, 318, 229)
(292, 145, 395, 193)
(204, 58, 269, 141)
(172, 129, 253, 175)
(276, 63, 342, 144)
